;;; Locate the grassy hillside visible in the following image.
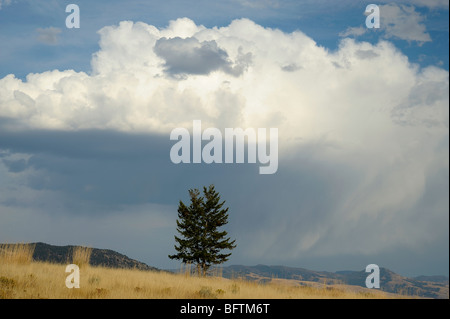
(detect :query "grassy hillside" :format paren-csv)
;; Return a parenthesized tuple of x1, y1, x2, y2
(7, 242, 446, 298)
(0, 243, 411, 299)
(1, 260, 405, 299)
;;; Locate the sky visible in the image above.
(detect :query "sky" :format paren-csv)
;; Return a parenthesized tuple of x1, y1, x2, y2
(0, 0, 448, 277)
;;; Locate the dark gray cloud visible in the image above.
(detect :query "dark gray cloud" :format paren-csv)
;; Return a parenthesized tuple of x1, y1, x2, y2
(154, 37, 251, 77)
(154, 37, 230, 75)
(1, 125, 447, 275)
(281, 63, 302, 72)
(2, 158, 27, 173)
(0, 126, 258, 211)
(355, 49, 379, 60)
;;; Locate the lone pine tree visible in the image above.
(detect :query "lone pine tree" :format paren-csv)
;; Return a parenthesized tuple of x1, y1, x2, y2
(169, 185, 236, 276)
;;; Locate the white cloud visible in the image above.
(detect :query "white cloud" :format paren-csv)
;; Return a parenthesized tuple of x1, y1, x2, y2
(2, 17, 443, 135)
(0, 18, 448, 259)
(380, 4, 432, 44)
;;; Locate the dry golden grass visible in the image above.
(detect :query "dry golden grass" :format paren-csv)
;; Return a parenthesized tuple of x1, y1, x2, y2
(0, 259, 412, 299)
(71, 246, 92, 268)
(0, 243, 35, 264)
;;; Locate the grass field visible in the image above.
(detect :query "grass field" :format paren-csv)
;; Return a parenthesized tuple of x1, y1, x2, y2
(0, 243, 409, 299)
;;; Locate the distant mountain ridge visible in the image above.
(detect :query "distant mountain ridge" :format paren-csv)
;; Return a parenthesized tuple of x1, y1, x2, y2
(220, 264, 449, 299)
(29, 242, 158, 271)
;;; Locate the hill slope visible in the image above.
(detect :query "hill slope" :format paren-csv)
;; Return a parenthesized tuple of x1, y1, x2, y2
(29, 242, 158, 271)
(221, 264, 449, 299)
(4, 242, 447, 298)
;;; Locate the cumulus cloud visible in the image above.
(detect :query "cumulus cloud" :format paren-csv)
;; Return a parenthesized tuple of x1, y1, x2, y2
(36, 27, 62, 45)
(380, 4, 432, 44)
(0, 18, 448, 266)
(2, 17, 443, 135)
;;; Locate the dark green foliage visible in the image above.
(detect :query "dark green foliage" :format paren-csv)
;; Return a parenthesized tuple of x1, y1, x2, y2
(169, 185, 236, 276)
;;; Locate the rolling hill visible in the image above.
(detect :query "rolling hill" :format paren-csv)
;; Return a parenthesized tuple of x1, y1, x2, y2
(220, 264, 449, 299)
